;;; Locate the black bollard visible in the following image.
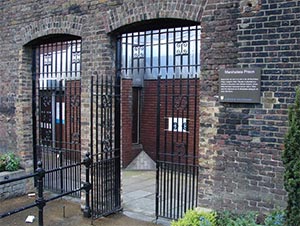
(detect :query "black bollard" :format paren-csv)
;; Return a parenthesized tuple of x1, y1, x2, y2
(36, 161, 46, 226)
(83, 152, 92, 218)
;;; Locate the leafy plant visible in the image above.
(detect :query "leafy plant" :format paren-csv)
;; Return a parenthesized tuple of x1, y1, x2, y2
(264, 210, 285, 226)
(0, 156, 5, 171)
(232, 212, 259, 226)
(282, 87, 300, 225)
(217, 211, 260, 226)
(0, 153, 20, 172)
(171, 209, 217, 226)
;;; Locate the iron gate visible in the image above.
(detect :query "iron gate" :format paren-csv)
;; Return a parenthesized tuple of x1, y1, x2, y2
(32, 39, 82, 197)
(156, 75, 199, 220)
(90, 74, 121, 218)
(118, 24, 201, 220)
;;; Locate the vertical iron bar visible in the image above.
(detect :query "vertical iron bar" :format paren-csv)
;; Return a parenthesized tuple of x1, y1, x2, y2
(90, 76, 94, 217)
(176, 74, 182, 219)
(68, 44, 73, 193)
(150, 30, 153, 74)
(163, 77, 168, 217)
(155, 75, 161, 220)
(125, 34, 128, 75)
(96, 74, 100, 211)
(109, 76, 114, 211)
(166, 29, 169, 75)
(100, 75, 104, 214)
(170, 74, 175, 219)
(195, 25, 199, 73)
(193, 75, 199, 207)
(115, 37, 122, 209)
(188, 26, 191, 74)
(32, 47, 38, 180)
(158, 30, 161, 75)
(59, 79, 63, 194)
(184, 73, 191, 213)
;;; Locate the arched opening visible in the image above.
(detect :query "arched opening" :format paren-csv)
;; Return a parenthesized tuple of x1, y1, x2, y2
(115, 19, 201, 220)
(29, 34, 82, 197)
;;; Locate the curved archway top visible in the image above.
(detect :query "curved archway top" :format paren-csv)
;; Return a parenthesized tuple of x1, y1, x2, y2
(20, 15, 84, 46)
(106, 1, 206, 34)
(111, 18, 200, 35)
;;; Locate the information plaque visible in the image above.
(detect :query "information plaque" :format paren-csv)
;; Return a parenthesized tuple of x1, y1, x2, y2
(219, 68, 261, 103)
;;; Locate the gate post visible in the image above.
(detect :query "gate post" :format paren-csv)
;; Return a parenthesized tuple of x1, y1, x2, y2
(36, 161, 46, 226)
(83, 152, 92, 218)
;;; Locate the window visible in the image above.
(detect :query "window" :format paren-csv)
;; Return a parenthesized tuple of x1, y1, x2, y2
(120, 25, 201, 80)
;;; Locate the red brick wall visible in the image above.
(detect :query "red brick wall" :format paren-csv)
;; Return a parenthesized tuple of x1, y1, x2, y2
(140, 79, 199, 165)
(122, 78, 199, 167)
(121, 79, 141, 167)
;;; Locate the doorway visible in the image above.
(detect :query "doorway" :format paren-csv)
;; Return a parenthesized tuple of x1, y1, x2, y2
(132, 88, 141, 144)
(117, 22, 201, 220)
(32, 38, 82, 197)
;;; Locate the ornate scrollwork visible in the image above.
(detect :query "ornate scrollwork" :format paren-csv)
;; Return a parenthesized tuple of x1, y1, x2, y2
(41, 95, 52, 108)
(174, 95, 188, 110)
(102, 138, 112, 152)
(72, 132, 80, 144)
(44, 54, 52, 65)
(71, 95, 80, 108)
(174, 142, 186, 157)
(72, 52, 80, 63)
(133, 45, 144, 58)
(102, 95, 112, 108)
(175, 42, 188, 55)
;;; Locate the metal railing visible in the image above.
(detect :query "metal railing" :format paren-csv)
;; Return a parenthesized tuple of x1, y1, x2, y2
(0, 153, 92, 226)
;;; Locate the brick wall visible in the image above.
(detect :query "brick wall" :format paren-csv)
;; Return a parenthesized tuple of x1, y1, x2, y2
(197, 0, 299, 213)
(140, 79, 199, 165)
(1, 0, 299, 214)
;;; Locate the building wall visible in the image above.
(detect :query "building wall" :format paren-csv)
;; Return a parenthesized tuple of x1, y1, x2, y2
(198, 0, 299, 212)
(1, 0, 299, 213)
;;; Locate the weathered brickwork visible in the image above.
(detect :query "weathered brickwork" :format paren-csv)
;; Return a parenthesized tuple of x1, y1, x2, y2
(197, 0, 299, 213)
(1, 0, 298, 214)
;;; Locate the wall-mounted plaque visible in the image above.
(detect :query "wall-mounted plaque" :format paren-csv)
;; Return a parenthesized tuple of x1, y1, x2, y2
(219, 68, 261, 103)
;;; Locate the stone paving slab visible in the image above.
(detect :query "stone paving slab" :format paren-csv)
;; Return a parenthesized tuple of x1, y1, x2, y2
(0, 170, 170, 226)
(0, 195, 162, 226)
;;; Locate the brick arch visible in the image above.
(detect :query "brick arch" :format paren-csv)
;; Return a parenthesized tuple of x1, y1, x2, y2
(16, 15, 84, 169)
(105, 0, 207, 33)
(20, 15, 84, 46)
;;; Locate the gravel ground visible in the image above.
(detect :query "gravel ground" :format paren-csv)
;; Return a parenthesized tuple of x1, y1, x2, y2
(0, 195, 162, 226)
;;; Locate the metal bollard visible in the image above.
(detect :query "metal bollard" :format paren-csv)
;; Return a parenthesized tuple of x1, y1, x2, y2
(83, 152, 92, 218)
(36, 161, 46, 226)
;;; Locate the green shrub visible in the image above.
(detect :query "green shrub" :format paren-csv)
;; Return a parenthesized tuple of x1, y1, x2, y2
(264, 210, 285, 226)
(173, 209, 286, 226)
(282, 87, 300, 225)
(0, 156, 5, 171)
(0, 153, 20, 172)
(171, 209, 217, 226)
(217, 211, 259, 226)
(232, 212, 259, 226)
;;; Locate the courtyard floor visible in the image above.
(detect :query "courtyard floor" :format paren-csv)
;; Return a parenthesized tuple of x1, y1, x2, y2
(0, 170, 170, 226)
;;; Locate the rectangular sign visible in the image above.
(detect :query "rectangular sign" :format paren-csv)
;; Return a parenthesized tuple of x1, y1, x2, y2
(168, 117, 188, 133)
(219, 68, 261, 103)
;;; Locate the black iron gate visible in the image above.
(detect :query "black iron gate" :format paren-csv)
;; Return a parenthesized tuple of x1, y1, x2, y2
(32, 39, 82, 197)
(90, 74, 121, 218)
(118, 24, 201, 220)
(156, 74, 199, 220)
